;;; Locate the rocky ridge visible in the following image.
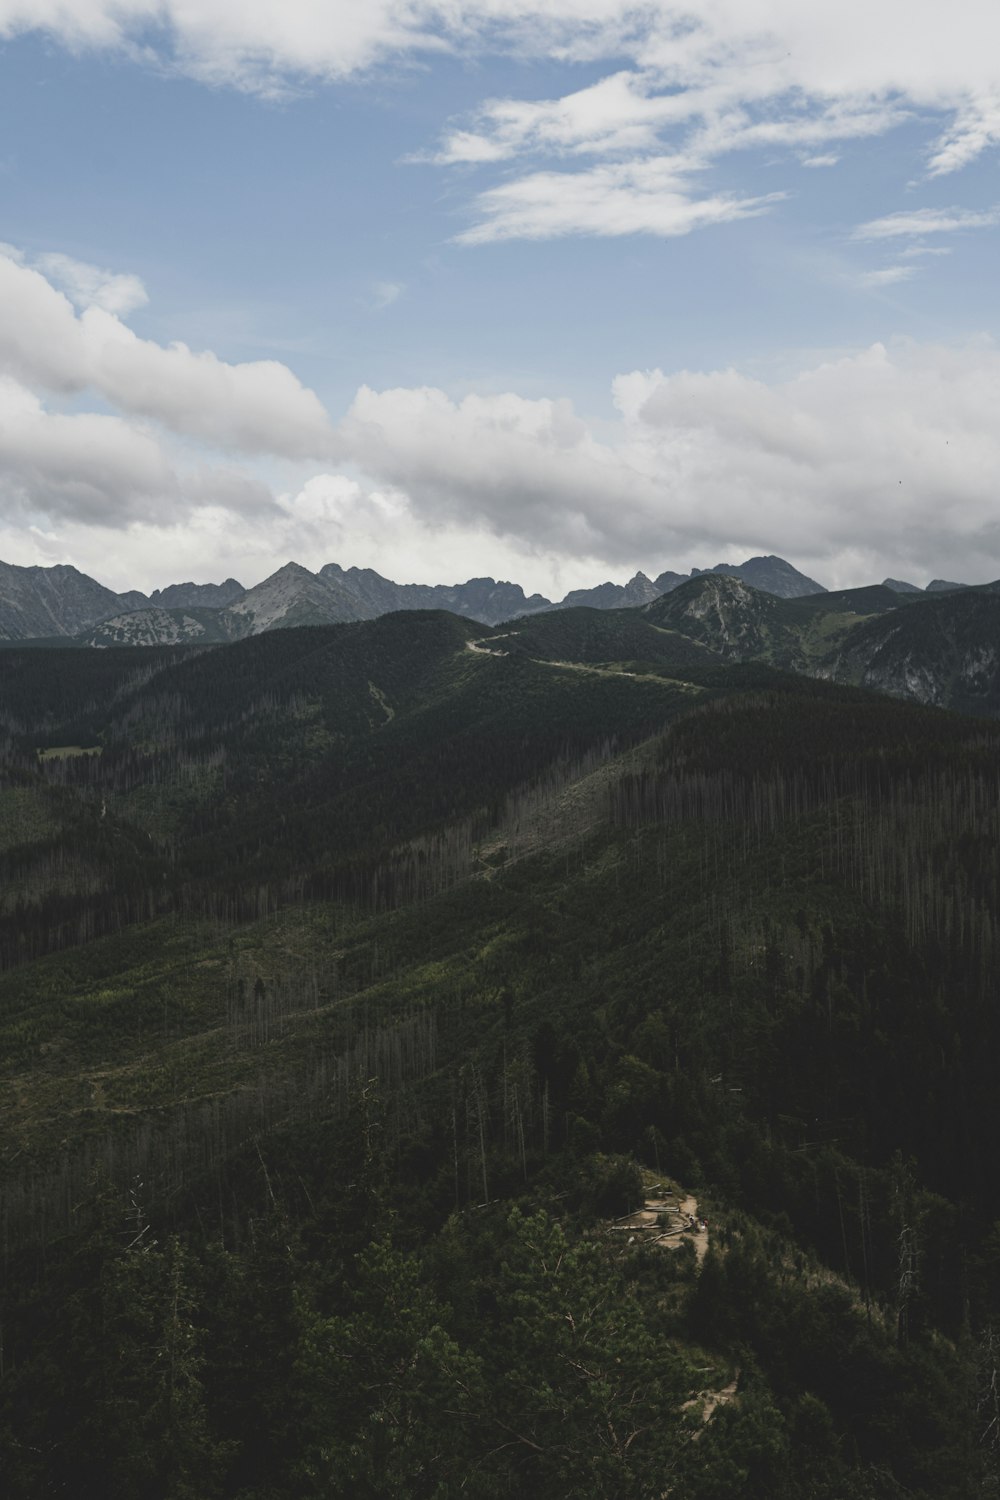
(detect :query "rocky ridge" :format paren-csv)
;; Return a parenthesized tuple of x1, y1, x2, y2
(1, 551, 988, 649)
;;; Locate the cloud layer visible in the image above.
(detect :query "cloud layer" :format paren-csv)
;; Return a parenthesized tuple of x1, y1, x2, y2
(0, 247, 332, 535)
(336, 338, 1000, 588)
(4, 246, 1000, 596)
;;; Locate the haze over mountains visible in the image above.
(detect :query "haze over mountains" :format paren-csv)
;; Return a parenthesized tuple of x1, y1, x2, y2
(0, 551, 974, 646)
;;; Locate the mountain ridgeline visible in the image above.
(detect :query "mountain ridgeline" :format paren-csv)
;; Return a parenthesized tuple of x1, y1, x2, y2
(2, 582, 1000, 1496)
(1, 552, 830, 644)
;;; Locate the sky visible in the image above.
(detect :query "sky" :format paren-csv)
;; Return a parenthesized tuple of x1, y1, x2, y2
(1, 3, 999, 597)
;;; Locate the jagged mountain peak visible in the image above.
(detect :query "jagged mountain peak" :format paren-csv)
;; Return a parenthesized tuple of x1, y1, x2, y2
(149, 578, 245, 610)
(692, 555, 826, 598)
(0, 557, 148, 640)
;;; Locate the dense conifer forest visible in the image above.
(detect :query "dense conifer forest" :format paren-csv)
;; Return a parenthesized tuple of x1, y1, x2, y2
(2, 608, 999, 1497)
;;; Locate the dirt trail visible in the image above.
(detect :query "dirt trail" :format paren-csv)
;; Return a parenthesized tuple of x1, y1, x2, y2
(465, 638, 508, 657)
(608, 1186, 710, 1263)
(684, 1375, 740, 1439)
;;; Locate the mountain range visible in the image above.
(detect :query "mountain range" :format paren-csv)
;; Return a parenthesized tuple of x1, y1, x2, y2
(0, 551, 975, 647)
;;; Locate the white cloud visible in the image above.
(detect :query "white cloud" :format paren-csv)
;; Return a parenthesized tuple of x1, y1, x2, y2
(8, 335, 1000, 598)
(435, 73, 905, 241)
(416, 4, 998, 244)
(927, 92, 1000, 176)
(2, 2, 996, 112)
(0, 245, 328, 542)
(338, 381, 655, 555)
(3, 4, 1000, 250)
(0, 248, 335, 458)
(0, 468, 601, 601)
(0, 375, 177, 524)
(612, 340, 1000, 580)
(854, 205, 1000, 240)
(0, 372, 277, 531)
(433, 71, 694, 164)
(427, 129, 512, 165)
(456, 157, 785, 243)
(330, 338, 1000, 588)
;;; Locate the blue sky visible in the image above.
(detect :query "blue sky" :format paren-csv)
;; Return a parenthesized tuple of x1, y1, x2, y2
(1, 3, 999, 596)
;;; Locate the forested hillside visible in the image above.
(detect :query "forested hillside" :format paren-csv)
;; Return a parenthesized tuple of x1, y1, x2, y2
(2, 611, 998, 1498)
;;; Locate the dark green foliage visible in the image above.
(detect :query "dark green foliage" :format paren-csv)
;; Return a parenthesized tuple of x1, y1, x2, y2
(1, 612, 998, 1497)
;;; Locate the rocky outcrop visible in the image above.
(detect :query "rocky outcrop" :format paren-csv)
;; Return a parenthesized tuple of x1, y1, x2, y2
(643, 573, 784, 659)
(79, 607, 231, 648)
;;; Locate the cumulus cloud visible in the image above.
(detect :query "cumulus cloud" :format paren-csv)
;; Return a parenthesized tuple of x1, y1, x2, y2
(0, 375, 178, 525)
(338, 382, 657, 556)
(0, 248, 335, 457)
(331, 338, 1000, 587)
(0, 371, 278, 537)
(0, 467, 594, 602)
(612, 340, 1000, 582)
(0, 246, 323, 540)
(0, 0, 440, 89)
(9, 333, 1000, 597)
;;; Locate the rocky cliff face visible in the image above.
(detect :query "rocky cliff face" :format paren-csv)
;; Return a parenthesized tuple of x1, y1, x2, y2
(819, 591, 1000, 713)
(318, 564, 552, 624)
(149, 579, 245, 610)
(222, 562, 370, 635)
(79, 607, 232, 648)
(561, 571, 661, 610)
(0, 561, 148, 639)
